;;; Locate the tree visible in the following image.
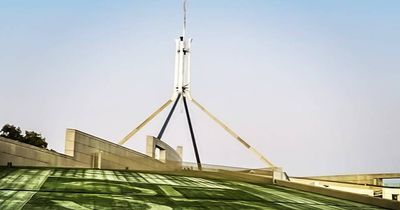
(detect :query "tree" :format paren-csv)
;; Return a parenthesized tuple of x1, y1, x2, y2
(22, 131, 48, 149)
(0, 124, 23, 141)
(0, 124, 48, 149)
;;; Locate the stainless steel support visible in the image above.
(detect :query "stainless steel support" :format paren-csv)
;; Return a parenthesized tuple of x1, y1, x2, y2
(183, 96, 202, 170)
(191, 98, 275, 168)
(118, 99, 172, 145)
(157, 94, 181, 139)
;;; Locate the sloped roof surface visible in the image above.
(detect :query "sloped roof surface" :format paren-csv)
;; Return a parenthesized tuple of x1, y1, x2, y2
(0, 167, 384, 209)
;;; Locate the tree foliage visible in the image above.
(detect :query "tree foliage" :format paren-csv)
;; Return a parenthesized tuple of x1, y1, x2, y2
(0, 124, 48, 149)
(22, 131, 48, 148)
(0, 124, 23, 141)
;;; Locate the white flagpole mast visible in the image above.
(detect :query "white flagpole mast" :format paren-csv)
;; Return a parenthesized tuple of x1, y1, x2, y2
(173, 0, 192, 100)
(182, 0, 187, 38)
(119, 0, 276, 169)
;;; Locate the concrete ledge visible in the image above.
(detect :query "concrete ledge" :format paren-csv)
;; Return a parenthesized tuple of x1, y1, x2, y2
(275, 180, 400, 210)
(0, 136, 85, 167)
(146, 136, 182, 166)
(67, 129, 182, 171)
(0, 137, 73, 159)
(153, 170, 274, 185)
(306, 173, 400, 186)
(67, 129, 151, 159)
(1, 129, 183, 171)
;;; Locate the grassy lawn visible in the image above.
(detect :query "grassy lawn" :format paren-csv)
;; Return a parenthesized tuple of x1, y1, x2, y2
(0, 167, 385, 209)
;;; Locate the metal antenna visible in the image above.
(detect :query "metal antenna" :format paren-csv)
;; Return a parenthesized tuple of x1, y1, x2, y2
(182, 0, 187, 38)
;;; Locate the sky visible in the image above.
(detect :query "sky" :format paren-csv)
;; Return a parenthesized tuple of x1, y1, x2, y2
(0, 0, 399, 176)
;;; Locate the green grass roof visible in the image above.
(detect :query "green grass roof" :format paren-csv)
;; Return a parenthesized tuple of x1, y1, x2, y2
(0, 167, 384, 209)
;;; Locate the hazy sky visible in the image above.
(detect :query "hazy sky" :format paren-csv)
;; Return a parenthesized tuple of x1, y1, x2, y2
(0, 0, 399, 176)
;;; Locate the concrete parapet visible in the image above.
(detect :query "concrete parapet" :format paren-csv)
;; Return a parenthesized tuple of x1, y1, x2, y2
(0, 136, 86, 168)
(307, 173, 400, 186)
(275, 179, 400, 210)
(0, 129, 182, 171)
(151, 170, 274, 185)
(146, 136, 182, 167)
(65, 129, 182, 171)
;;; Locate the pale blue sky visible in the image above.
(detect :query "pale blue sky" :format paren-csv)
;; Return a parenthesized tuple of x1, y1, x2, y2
(0, 0, 399, 176)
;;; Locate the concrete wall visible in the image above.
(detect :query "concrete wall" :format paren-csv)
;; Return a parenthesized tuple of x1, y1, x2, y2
(0, 129, 182, 171)
(291, 178, 376, 196)
(383, 188, 400, 201)
(0, 136, 86, 168)
(182, 162, 251, 172)
(146, 136, 182, 169)
(308, 174, 400, 186)
(276, 180, 400, 210)
(64, 129, 181, 171)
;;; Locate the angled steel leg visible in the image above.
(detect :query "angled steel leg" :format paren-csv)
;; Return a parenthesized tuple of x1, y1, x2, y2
(118, 99, 172, 145)
(183, 96, 202, 170)
(157, 94, 181, 139)
(191, 98, 275, 168)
